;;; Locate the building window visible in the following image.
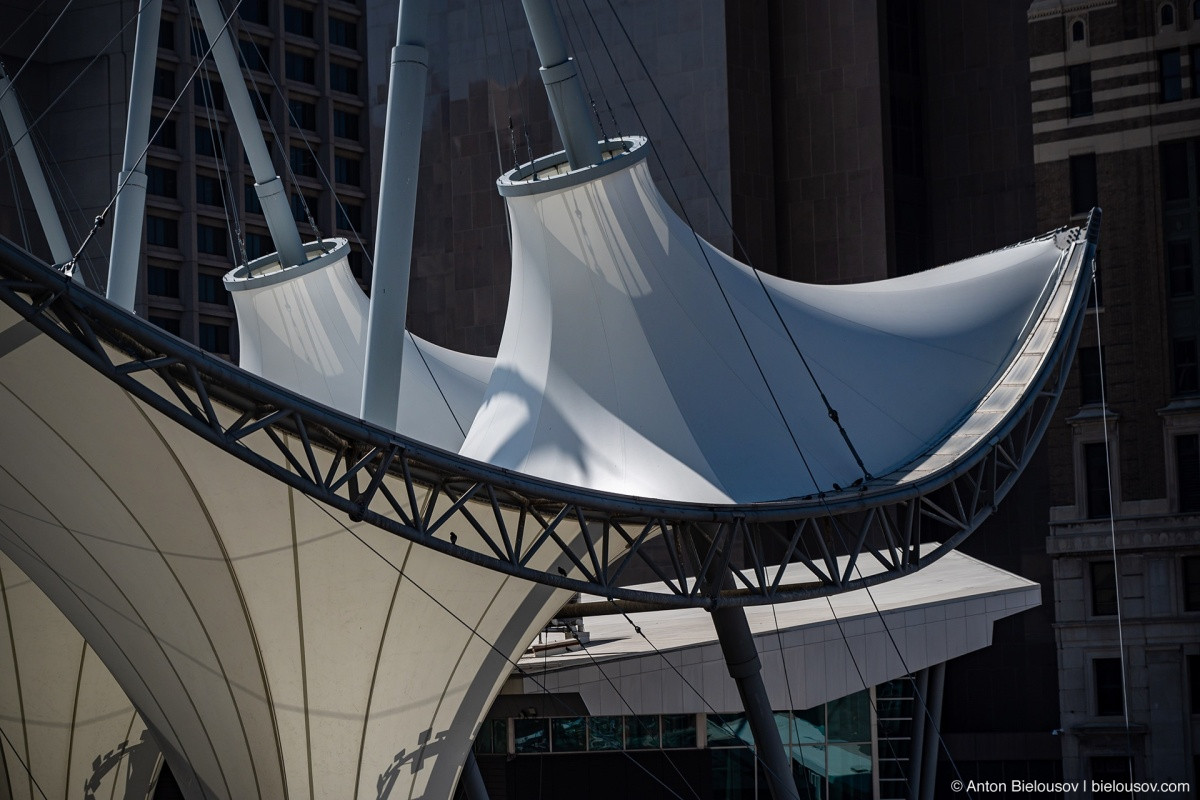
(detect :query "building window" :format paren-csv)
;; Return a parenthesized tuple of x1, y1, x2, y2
(290, 193, 317, 223)
(245, 232, 273, 259)
(1189, 655, 1200, 715)
(284, 5, 314, 36)
(146, 265, 180, 298)
(329, 17, 357, 48)
(149, 116, 176, 149)
(196, 174, 223, 207)
(1195, 0, 1200, 20)
(1090, 560, 1118, 616)
(1091, 757, 1131, 789)
(244, 183, 262, 215)
(1079, 346, 1104, 405)
(1069, 64, 1093, 117)
(1161, 50, 1182, 102)
(146, 164, 177, 198)
(1161, 2, 1176, 27)
(336, 202, 362, 231)
(288, 98, 317, 131)
(198, 273, 229, 305)
(1184, 555, 1200, 610)
(146, 215, 178, 248)
(240, 39, 266, 72)
(1094, 658, 1124, 716)
(290, 146, 317, 178)
(1069, 154, 1097, 216)
(1179, 435, 1200, 512)
(158, 18, 174, 49)
(152, 67, 174, 99)
(330, 62, 358, 93)
(195, 81, 224, 111)
(196, 223, 229, 257)
(1084, 442, 1111, 518)
(198, 322, 231, 355)
(149, 315, 181, 337)
(1071, 19, 1085, 43)
(1174, 338, 1199, 395)
(239, 0, 269, 25)
(348, 248, 364, 279)
(195, 126, 217, 157)
(333, 108, 360, 140)
(285, 51, 316, 84)
(1167, 240, 1195, 297)
(334, 154, 360, 185)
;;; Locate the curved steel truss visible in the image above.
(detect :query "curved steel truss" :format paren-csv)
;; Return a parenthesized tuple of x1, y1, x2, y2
(0, 212, 1098, 609)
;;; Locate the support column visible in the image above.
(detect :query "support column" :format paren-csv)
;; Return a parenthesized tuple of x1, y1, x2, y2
(0, 70, 74, 271)
(106, 0, 163, 309)
(460, 751, 490, 800)
(519, 0, 601, 169)
(192, 0, 305, 268)
(919, 662, 946, 800)
(359, 0, 429, 428)
(710, 606, 801, 800)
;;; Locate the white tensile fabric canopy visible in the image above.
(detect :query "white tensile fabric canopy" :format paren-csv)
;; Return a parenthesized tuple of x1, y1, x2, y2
(0, 551, 162, 799)
(225, 240, 492, 451)
(0, 137, 1083, 800)
(463, 141, 1069, 503)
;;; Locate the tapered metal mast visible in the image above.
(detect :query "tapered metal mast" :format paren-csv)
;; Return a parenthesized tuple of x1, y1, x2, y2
(519, 0, 601, 169)
(192, 0, 305, 269)
(359, 0, 430, 427)
(0, 66, 75, 272)
(106, 0, 163, 309)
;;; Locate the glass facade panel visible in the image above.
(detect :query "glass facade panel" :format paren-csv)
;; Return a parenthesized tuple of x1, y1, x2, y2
(550, 717, 586, 752)
(827, 693, 870, 743)
(827, 743, 872, 800)
(707, 713, 753, 747)
(587, 716, 622, 750)
(513, 718, 549, 753)
(711, 747, 757, 800)
(661, 714, 697, 748)
(623, 715, 659, 749)
(793, 744, 828, 800)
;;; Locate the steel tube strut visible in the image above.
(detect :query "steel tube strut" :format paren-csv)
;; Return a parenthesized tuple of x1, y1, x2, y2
(711, 606, 801, 800)
(918, 662, 945, 800)
(192, 0, 305, 268)
(360, 0, 429, 427)
(461, 751, 490, 800)
(106, 0, 163, 309)
(519, 0, 601, 169)
(0, 70, 74, 271)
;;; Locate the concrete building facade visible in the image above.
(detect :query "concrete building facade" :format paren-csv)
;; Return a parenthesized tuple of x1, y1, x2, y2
(1028, 0, 1200, 789)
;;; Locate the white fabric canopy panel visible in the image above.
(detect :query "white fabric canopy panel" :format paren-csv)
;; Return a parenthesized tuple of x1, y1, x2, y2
(0, 299, 574, 800)
(224, 239, 492, 451)
(0, 551, 162, 800)
(463, 138, 1073, 504)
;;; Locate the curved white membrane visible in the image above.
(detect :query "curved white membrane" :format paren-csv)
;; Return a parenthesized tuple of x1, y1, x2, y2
(226, 241, 493, 451)
(0, 551, 162, 800)
(0, 298, 571, 799)
(461, 155, 1068, 503)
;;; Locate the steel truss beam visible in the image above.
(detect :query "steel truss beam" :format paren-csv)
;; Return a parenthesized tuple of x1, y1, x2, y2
(0, 213, 1099, 610)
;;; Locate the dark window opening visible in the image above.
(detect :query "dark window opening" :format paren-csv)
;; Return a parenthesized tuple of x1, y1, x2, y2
(146, 215, 178, 248)
(244, 183, 263, 215)
(334, 154, 360, 185)
(1070, 153, 1097, 215)
(1179, 436, 1200, 514)
(336, 203, 362, 231)
(330, 63, 358, 93)
(288, 98, 317, 131)
(1161, 50, 1182, 102)
(1184, 554, 1200, 610)
(147, 265, 180, 298)
(240, 39, 266, 72)
(196, 223, 229, 257)
(148, 315, 181, 337)
(149, 116, 176, 149)
(152, 67, 174, 99)
(1188, 655, 1200, 714)
(146, 164, 177, 198)
(1162, 2, 1176, 27)
(1167, 239, 1195, 297)
(290, 193, 317, 223)
(1094, 658, 1124, 716)
(195, 126, 217, 157)
(239, 0, 269, 25)
(1090, 560, 1118, 616)
(198, 322, 230, 355)
(1069, 64, 1093, 117)
(285, 51, 316, 84)
(329, 17, 357, 48)
(1084, 441, 1111, 519)
(1174, 337, 1199, 395)
(290, 146, 317, 178)
(333, 108, 360, 140)
(198, 273, 230, 305)
(195, 81, 224, 111)
(1072, 19, 1085, 42)
(245, 232, 273, 259)
(284, 5, 314, 36)
(1079, 346, 1104, 405)
(158, 19, 174, 49)
(196, 174, 223, 207)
